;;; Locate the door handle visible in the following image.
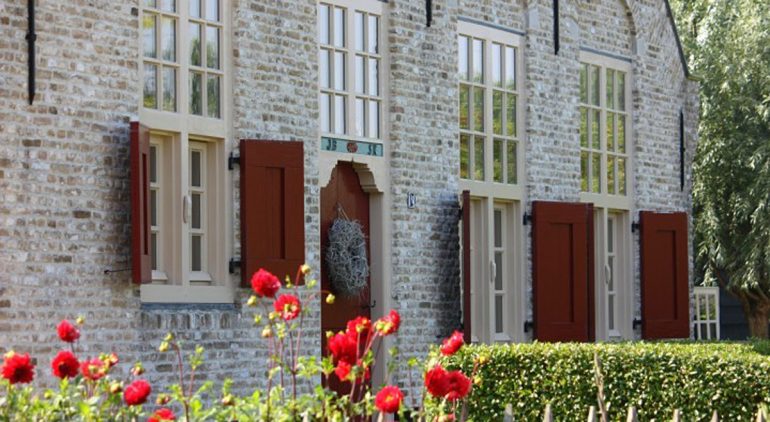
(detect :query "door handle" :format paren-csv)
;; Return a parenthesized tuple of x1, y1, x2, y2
(490, 260, 497, 283)
(604, 263, 611, 286)
(183, 195, 191, 224)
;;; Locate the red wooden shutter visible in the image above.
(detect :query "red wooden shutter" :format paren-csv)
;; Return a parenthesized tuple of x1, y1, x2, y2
(130, 121, 151, 284)
(461, 190, 471, 343)
(640, 211, 690, 339)
(532, 201, 593, 342)
(240, 139, 305, 287)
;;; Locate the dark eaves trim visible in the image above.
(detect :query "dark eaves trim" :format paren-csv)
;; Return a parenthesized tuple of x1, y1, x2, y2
(663, 0, 692, 79)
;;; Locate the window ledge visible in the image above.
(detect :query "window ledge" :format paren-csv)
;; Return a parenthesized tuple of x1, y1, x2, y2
(140, 284, 235, 304)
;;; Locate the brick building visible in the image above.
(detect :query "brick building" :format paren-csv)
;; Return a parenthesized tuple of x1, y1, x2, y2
(0, 0, 697, 394)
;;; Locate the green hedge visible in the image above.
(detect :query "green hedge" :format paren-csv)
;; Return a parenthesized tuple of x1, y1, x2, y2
(440, 341, 770, 421)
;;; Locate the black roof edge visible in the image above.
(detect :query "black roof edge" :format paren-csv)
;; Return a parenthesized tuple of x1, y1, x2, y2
(663, 0, 692, 78)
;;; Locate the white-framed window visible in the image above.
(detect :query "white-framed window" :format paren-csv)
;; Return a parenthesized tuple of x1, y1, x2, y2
(319, 0, 383, 141)
(460, 22, 526, 344)
(694, 286, 720, 340)
(141, 0, 224, 118)
(580, 52, 633, 340)
(139, 0, 231, 303)
(459, 27, 522, 187)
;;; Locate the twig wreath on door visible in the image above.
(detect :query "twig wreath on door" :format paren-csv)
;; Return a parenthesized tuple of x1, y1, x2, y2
(326, 204, 369, 297)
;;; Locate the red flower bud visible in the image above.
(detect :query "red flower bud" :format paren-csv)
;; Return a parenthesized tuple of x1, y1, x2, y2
(57, 320, 80, 343)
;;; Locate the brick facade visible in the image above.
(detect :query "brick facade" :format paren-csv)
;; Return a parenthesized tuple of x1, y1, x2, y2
(0, 0, 697, 397)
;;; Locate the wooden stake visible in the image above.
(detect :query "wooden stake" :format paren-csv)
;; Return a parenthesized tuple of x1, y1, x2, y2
(543, 404, 554, 422)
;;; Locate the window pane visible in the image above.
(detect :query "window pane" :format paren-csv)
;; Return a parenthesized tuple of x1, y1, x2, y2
(151, 233, 158, 270)
(591, 109, 600, 149)
(606, 69, 615, 109)
(191, 151, 201, 187)
(334, 51, 345, 90)
(355, 98, 364, 137)
(368, 57, 378, 96)
(161, 17, 176, 62)
(495, 295, 503, 334)
(367, 15, 378, 54)
(333, 7, 345, 48)
(580, 151, 589, 191)
(144, 63, 158, 109)
(319, 4, 330, 44)
(608, 218, 614, 253)
(191, 235, 202, 271)
(474, 137, 484, 181)
(190, 72, 202, 115)
(354, 12, 364, 51)
(368, 100, 379, 138)
(493, 91, 503, 136)
(206, 26, 220, 69)
(458, 36, 469, 81)
(320, 49, 331, 89)
(151, 190, 158, 226)
(190, 0, 201, 18)
(579, 63, 587, 103)
(580, 108, 588, 148)
(143, 14, 157, 58)
(494, 211, 502, 248)
(150, 146, 158, 183)
(507, 141, 517, 184)
(207, 75, 220, 118)
(493, 138, 503, 183)
(618, 158, 626, 195)
(189, 23, 201, 66)
(709, 323, 717, 339)
(608, 256, 614, 290)
(494, 252, 503, 290)
(161, 0, 175, 12)
(192, 193, 201, 229)
(145, 0, 157, 7)
(618, 115, 626, 153)
(607, 156, 616, 194)
(505, 46, 515, 90)
(473, 87, 484, 132)
(320, 93, 331, 132)
(506, 93, 516, 137)
(707, 295, 716, 319)
(492, 43, 502, 88)
(591, 66, 600, 106)
(472, 39, 483, 83)
(608, 294, 615, 330)
(162, 67, 176, 112)
(459, 84, 469, 129)
(206, 0, 219, 21)
(618, 72, 626, 111)
(607, 112, 615, 151)
(592, 153, 601, 193)
(460, 134, 469, 179)
(334, 95, 346, 134)
(355, 55, 364, 93)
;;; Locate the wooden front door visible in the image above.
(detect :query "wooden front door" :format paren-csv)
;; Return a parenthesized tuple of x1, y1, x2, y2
(321, 162, 371, 393)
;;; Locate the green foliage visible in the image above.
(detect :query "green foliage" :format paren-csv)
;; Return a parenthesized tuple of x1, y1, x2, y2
(439, 342, 770, 421)
(670, 0, 770, 330)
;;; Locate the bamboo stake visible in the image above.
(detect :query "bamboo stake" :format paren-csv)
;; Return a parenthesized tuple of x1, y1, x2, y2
(711, 410, 719, 422)
(587, 405, 597, 422)
(543, 404, 554, 422)
(672, 409, 682, 422)
(626, 406, 638, 422)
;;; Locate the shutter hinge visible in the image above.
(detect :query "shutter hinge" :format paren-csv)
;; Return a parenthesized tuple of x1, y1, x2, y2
(523, 213, 532, 225)
(632, 318, 642, 330)
(524, 320, 534, 333)
(228, 153, 240, 170)
(228, 258, 241, 274)
(631, 222, 640, 232)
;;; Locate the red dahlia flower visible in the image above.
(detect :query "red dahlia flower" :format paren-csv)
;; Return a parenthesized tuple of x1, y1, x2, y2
(250, 268, 281, 298)
(148, 407, 176, 421)
(444, 370, 472, 401)
(425, 365, 449, 398)
(375, 310, 400, 336)
(104, 352, 119, 368)
(51, 350, 79, 379)
(80, 357, 107, 381)
(375, 385, 404, 414)
(439, 330, 464, 356)
(57, 319, 80, 343)
(328, 331, 358, 365)
(124, 379, 152, 406)
(346, 316, 371, 335)
(1, 351, 34, 384)
(333, 360, 370, 383)
(274, 294, 301, 321)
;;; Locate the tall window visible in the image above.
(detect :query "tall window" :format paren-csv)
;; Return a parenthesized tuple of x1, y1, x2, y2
(694, 287, 720, 340)
(142, 0, 223, 118)
(319, 1, 382, 141)
(459, 32, 520, 185)
(579, 62, 628, 195)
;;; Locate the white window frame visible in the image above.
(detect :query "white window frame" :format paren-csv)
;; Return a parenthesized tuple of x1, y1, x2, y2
(318, 0, 385, 142)
(138, 0, 233, 303)
(694, 286, 720, 340)
(459, 22, 526, 344)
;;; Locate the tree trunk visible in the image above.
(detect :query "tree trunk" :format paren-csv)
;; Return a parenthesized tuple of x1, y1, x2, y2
(744, 303, 770, 339)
